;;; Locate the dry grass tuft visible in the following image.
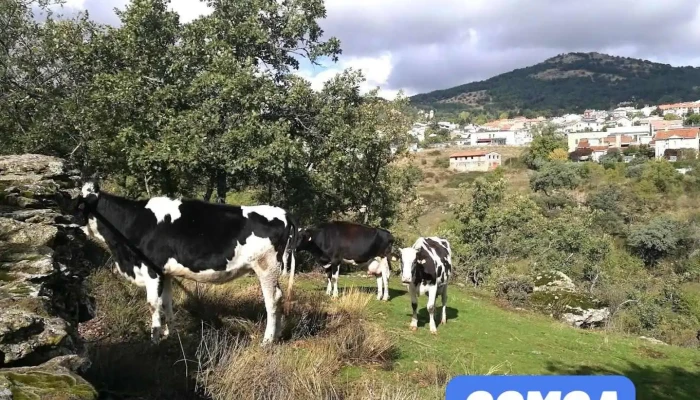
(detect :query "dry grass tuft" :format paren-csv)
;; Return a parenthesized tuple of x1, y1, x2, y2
(344, 379, 422, 400)
(194, 287, 399, 400)
(195, 331, 341, 400)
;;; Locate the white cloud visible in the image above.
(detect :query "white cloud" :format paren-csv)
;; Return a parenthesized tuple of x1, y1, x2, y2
(169, 0, 211, 23)
(297, 53, 408, 100)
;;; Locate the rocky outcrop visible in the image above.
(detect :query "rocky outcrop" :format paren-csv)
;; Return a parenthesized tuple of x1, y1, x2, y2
(0, 154, 102, 399)
(530, 271, 610, 329)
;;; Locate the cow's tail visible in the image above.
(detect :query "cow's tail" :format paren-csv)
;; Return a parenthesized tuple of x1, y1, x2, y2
(283, 217, 298, 315)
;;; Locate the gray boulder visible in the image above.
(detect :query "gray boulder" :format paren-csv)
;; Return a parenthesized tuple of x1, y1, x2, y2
(0, 154, 102, 399)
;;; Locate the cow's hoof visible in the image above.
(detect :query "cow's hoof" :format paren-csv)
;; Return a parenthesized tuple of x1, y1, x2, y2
(430, 330, 438, 336)
(381, 297, 389, 302)
(409, 326, 417, 332)
(441, 319, 446, 325)
(150, 329, 163, 344)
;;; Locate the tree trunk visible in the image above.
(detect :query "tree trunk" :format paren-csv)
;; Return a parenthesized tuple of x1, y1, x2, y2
(203, 172, 215, 202)
(215, 170, 227, 204)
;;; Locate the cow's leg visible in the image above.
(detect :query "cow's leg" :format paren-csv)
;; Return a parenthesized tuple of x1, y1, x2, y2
(143, 266, 166, 343)
(381, 257, 390, 301)
(161, 275, 174, 337)
(427, 284, 439, 334)
(376, 272, 384, 301)
(256, 253, 283, 345)
(324, 264, 333, 295)
(331, 262, 340, 298)
(440, 284, 448, 325)
(409, 283, 418, 331)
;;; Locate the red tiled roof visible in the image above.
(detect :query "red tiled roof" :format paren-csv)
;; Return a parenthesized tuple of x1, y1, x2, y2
(651, 120, 684, 130)
(590, 146, 610, 151)
(658, 102, 700, 110)
(654, 128, 700, 140)
(577, 139, 590, 148)
(450, 150, 497, 158)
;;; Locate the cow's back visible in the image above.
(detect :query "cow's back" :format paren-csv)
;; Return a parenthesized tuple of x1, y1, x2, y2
(313, 221, 393, 262)
(138, 200, 287, 271)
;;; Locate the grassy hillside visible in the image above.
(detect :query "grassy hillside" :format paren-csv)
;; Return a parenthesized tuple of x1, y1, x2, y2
(80, 270, 700, 400)
(78, 145, 700, 399)
(410, 52, 700, 114)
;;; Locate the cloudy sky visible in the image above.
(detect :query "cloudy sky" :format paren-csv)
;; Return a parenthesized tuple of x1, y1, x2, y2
(57, 0, 700, 99)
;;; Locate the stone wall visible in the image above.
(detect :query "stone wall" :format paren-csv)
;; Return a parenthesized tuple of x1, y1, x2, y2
(0, 154, 102, 399)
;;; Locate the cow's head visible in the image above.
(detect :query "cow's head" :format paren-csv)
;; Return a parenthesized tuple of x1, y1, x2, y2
(399, 247, 419, 284)
(295, 227, 313, 250)
(75, 178, 104, 242)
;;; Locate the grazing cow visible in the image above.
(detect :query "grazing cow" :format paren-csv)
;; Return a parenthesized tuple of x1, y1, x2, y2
(297, 221, 394, 301)
(75, 180, 298, 345)
(399, 237, 452, 334)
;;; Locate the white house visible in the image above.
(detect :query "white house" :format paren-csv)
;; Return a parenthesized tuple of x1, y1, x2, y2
(469, 130, 516, 146)
(612, 116, 632, 128)
(438, 121, 459, 131)
(567, 131, 610, 152)
(654, 128, 700, 159)
(408, 123, 427, 142)
(590, 146, 610, 162)
(641, 105, 658, 117)
(659, 101, 700, 117)
(449, 150, 502, 172)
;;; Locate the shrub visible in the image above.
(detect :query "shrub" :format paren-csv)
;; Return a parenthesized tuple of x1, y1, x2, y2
(428, 150, 441, 156)
(495, 276, 534, 306)
(420, 159, 427, 165)
(432, 158, 450, 168)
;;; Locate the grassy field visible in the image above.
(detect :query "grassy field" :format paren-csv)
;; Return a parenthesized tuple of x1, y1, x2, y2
(303, 274, 700, 400)
(80, 268, 700, 400)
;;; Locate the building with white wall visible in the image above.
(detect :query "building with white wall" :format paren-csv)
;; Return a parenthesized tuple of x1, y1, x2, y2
(653, 128, 700, 159)
(449, 150, 502, 172)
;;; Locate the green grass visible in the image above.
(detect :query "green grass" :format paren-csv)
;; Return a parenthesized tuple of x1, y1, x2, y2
(291, 274, 700, 400)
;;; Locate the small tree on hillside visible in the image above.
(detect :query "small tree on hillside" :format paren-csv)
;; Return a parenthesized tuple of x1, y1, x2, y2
(521, 123, 567, 169)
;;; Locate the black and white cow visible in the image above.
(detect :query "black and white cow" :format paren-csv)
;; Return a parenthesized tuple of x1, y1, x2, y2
(296, 221, 394, 301)
(399, 237, 452, 334)
(75, 180, 298, 345)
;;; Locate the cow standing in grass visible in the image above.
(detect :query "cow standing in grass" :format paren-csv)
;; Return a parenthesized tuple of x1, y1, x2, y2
(399, 237, 452, 334)
(296, 221, 394, 301)
(75, 180, 298, 345)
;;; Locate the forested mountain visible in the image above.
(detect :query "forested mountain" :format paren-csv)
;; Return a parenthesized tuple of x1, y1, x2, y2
(410, 52, 700, 115)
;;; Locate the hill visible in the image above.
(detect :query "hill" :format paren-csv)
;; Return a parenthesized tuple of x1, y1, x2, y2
(410, 52, 700, 114)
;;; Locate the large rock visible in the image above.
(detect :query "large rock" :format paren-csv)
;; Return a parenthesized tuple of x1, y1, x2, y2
(0, 355, 96, 400)
(0, 154, 101, 398)
(530, 270, 610, 329)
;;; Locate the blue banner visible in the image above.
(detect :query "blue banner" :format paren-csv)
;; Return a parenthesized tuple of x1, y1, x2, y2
(446, 375, 636, 400)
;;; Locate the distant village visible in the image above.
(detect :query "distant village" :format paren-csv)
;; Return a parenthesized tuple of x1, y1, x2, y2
(410, 101, 700, 172)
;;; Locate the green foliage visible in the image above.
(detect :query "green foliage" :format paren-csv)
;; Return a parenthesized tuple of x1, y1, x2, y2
(627, 216, 681, 267)
(638, 160, 684, 195)
(410, 51, 700, 114)
(0, 0, 418, 228)
(529, 161, 583, 195)
(432, 157, 450, 169)
(664, 113, 681, 120)
(521, 123, 567, 169)
(600, 148, 623, 169)
(685, 113, 700, 126)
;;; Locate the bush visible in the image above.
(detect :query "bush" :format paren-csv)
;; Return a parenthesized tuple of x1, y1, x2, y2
(428, 150, 442, 156)
(420, 159, 427, 165)
(495, 276, 534, 306)
(432, 158, 450, 168)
